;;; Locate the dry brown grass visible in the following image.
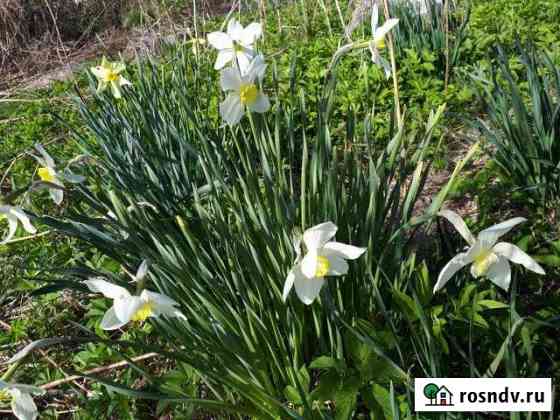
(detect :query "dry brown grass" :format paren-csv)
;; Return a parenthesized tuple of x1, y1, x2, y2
(0, 0, 236, 91)
(0, 0, 128, 89)
(0, 0, 26, 67)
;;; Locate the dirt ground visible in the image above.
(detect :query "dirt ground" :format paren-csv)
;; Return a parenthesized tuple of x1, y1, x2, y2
(0, 0, 235, 94)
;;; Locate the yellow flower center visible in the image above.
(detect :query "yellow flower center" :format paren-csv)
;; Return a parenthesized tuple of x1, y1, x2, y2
(38, 167, 55, 183)
(376, 37, 386, 50)
(0, 390, 10, 402)
(233, 41, 243, 53)
(315, 256, 330, 278)
(471, 250, 498, 278)
(131, 300, 155, 322)
(105, 70, 119, 82)
(239, 84, 259, 105)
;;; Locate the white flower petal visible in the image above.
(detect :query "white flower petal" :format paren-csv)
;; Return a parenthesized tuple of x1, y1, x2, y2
(215, 49, 235, 70)
(220, 67, 242, 91)
(49, 185, 64, 206)
(302, 221, 338, 251)
(114, 296, 143, 323)
(236, 51, 252, 74)
(63, 171, 86, 184)
(244, 54, 267, 82)
(34, 144, 55, 168)
(301, 250, 318, 279)
(247, 92, 270, 113)
(227, 19, 244, 41)
(294, 275, 325, 305)
(438, 210, 476, 245)
(99, 306, 128, 330)
(84, 278, 130, 299)
(219, 93, 245, 125)
(282, 267, 297, 302)
(135, 260, 149, 281)
(119, 77, 132, 87)
(326, 255, 349, 276)
(2, 214, 19, 244)
(465, 239, 488, 260)
(240, 22, 262, 46)
(486, 256, 511, 291)
(379, 56, 392, 79)
(373, 18, 399, 41)
(10, 208, 36, 234)
(10, 388, 38, 420)
(371, 3, 379, 33)
(90, 66, 106, 79)
(151, 304, 184, 319)
(292, 238, 302, 260)
(433, 252, 471, 292)
(207, 31, 233, 50)
(140, 290, 179, 307)
(112, 62, 126, 74)
(492, 242, 545, 275)
(323, 242, 366, 260)
(110, 81, 123, 99)
(8, 384, 44, 396)
(478, 217, 526, 248)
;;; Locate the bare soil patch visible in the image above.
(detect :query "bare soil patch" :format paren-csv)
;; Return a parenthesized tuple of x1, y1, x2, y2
(0, 0, 235, 93)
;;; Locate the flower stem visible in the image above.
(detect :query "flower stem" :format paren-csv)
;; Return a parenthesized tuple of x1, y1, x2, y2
(381, 0, 402, 125)
(443, 0, 451, 91)
(1, 359, 23, 383)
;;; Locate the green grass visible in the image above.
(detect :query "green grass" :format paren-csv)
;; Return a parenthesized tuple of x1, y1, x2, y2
(1, 0, 559, 418)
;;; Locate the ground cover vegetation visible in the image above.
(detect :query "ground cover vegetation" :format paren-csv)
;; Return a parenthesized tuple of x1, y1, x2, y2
(1, 0, 559, 418)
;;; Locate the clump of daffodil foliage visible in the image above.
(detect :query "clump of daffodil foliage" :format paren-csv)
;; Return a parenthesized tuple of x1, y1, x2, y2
(0, 1, 557, 419)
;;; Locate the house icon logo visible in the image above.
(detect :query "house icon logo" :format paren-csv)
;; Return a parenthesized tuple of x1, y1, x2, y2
(423, 383, 454, 406)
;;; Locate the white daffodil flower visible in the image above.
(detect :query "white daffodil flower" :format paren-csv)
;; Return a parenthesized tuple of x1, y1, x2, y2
(0, 380, 44, 420)
(84, 261, 184, 330)
(434, 210, 545, 292)
(370, 3, 399, 78)
(207, 19, 262, 71)
(32, 144, 64, 205)
(90, 57, 132, 99)
(283, 222, 366, 305)
(0, 205, 36, 244)
(219, 55, 270, 125)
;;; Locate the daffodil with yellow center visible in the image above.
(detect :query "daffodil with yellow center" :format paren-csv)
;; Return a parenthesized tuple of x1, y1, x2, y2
(283, 222, 367, 305)
(233, 41, 244, 54)
(219, 55, 270, 125)
(369, 3, 399, 78)
(471, 249, 499, 278)
(90, 57, 132, 99)
(32, 144, 65, 205)
(0, 380, 45, 420)
(239, 84, 259, 105)
(37, 167, 55, 183)
(84, 260, 185, 330)
(207, 18, 262, 71)
(434, 210, 545, 293)
(315, 256, 331, 278)
(130, 300, 156, 322)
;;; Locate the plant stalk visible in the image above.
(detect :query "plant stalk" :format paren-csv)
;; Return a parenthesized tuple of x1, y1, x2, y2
(381, 0, 402, 125)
